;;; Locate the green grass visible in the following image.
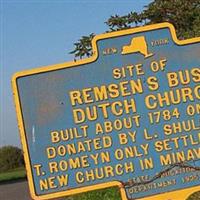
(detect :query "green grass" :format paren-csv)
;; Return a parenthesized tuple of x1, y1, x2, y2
(64, 188, 200, 200)
(63, 187, 121, 200)
(0, 167, 26, 182)
(187, 191, 200, 200)
(73, 187, 121, 200)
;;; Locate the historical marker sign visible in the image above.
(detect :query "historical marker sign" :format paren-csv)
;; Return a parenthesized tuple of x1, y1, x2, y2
(12, 23, 200, 200)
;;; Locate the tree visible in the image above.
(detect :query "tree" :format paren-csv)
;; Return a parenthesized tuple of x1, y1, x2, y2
(70, 33, 95, 58)
(70, 0, 200, 58)
(0, 146, 24, 172)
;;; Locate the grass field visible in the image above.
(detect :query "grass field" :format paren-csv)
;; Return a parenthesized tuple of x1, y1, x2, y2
(71, 187, 121, 200)
(0, 167, 26, 182)
(187, 191, 200, 200)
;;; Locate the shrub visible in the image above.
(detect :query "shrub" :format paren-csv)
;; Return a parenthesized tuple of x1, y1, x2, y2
(0, 146, 24, 172)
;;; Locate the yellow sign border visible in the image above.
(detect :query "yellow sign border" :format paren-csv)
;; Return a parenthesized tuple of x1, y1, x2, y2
(12, 22, 200, 200)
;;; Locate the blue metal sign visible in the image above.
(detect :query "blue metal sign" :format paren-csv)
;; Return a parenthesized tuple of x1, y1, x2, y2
(12, 23, 200, 200)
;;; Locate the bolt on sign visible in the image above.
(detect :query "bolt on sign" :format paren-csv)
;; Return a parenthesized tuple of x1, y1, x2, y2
(12, 23, 200, 200)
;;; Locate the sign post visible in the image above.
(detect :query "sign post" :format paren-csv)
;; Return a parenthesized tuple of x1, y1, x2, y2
(12, 23, 200, 200)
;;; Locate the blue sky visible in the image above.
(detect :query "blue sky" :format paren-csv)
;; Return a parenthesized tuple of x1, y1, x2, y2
(1, 0, 152, 147)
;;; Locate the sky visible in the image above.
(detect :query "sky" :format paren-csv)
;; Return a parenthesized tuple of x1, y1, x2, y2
(0, 0, 152, 148)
